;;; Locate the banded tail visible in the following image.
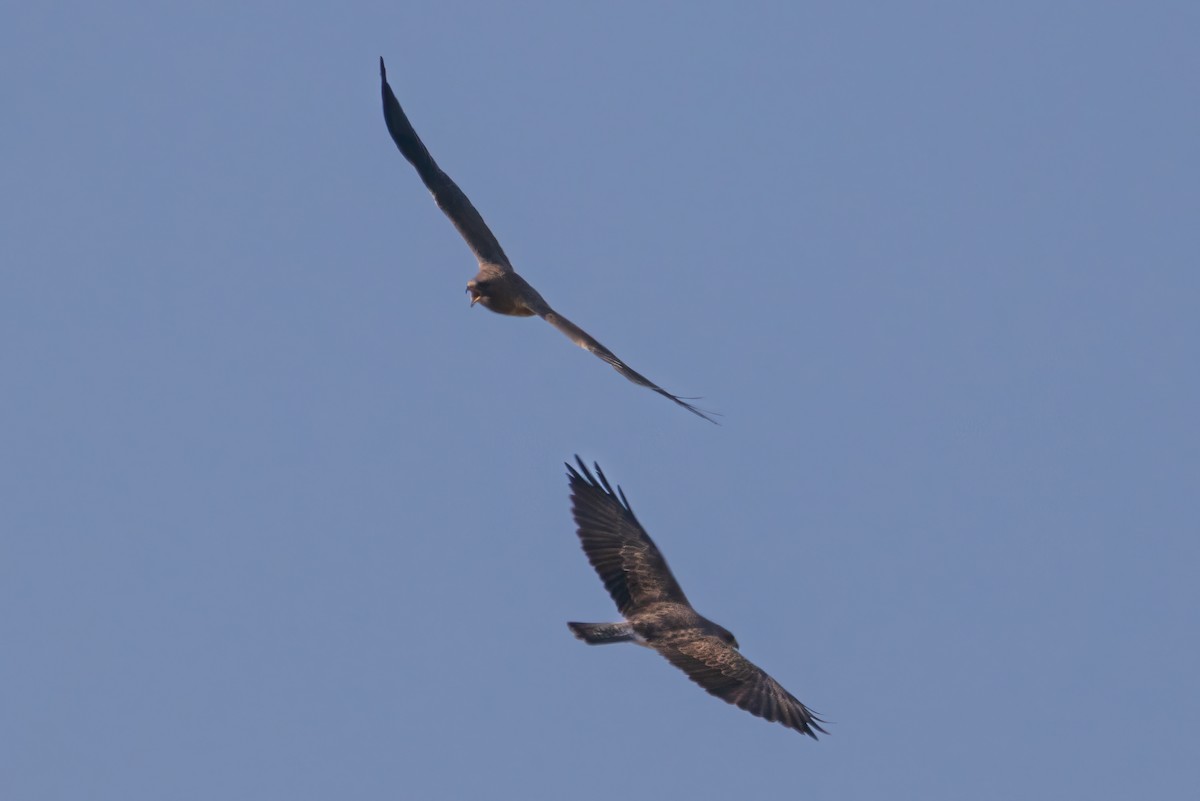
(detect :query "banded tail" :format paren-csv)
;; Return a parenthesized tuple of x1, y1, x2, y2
(567, 622, 636, 645)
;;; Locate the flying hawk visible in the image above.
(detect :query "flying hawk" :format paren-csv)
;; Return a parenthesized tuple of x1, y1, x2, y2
(379, 58, 715, 423)
(565, 457, 827, 738)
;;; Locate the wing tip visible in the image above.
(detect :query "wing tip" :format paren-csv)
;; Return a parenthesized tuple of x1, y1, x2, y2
(797, 710, 829, 740)
(676, 397, 721, 425)
(777, 699, 829, 739)
(566, 456, 634, 515)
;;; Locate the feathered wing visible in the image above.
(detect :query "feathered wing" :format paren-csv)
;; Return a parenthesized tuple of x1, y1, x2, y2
(379, 58, 512, 271)
(656, 634, 828, 739)
(544, 311, 718, 423)
(381, 59, 715, 423)
(566, 458, 690, 616)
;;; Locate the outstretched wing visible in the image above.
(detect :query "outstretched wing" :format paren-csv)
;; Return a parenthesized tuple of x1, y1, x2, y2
(566, 458, 691, 616)
(543, 311, 718, 423)
(656, 634, 828, 739)
(379, 57, 512, 271)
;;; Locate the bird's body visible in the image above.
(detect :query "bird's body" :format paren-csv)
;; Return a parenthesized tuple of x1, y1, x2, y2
(566, 457, 826, 739)
(572, 604, 741, 659)
(380, 58, 715, 422)
(628, 604, 737, 646)
(467, 267, 546, 317)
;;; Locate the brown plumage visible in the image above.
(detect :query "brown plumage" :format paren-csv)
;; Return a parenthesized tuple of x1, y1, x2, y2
(565, 457, 827, 738)
(380, 58, 716, 423)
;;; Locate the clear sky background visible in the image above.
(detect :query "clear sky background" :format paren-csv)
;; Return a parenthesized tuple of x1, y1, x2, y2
(3, 2, 1198, 799)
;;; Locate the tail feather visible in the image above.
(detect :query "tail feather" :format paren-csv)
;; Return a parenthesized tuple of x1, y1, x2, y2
(567, 621, 636, 645)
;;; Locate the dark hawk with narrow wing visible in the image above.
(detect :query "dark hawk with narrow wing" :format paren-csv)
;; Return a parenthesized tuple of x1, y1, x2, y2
(565, 457, 827, 738)
(379, 58, 715, 423)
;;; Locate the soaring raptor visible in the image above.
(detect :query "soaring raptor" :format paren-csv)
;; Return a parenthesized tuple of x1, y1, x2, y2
(379, 58, 715, 423)
(565, 458, 827, 738)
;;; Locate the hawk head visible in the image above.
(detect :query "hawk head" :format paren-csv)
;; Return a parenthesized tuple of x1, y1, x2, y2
(713, 621, 740, 650)
(466, 279, 489, 307)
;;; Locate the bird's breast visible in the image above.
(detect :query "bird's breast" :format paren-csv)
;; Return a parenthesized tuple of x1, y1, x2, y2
(480, 296, 536, 316)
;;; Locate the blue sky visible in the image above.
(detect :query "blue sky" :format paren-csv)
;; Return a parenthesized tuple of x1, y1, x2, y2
(3, 2, 1198, 799)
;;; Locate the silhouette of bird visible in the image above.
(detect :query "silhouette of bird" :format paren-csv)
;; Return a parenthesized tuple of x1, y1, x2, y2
(380, 58, 715, 423)
(565, 457, 827, 738)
